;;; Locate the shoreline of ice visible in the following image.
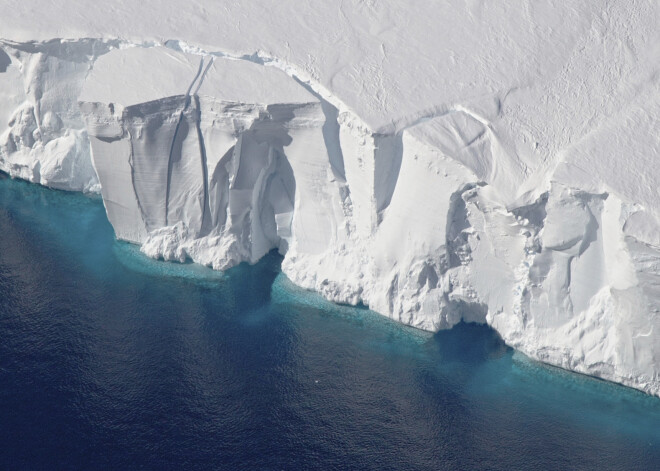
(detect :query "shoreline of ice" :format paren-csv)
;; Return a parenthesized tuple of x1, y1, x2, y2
(1, 11, 658, 399)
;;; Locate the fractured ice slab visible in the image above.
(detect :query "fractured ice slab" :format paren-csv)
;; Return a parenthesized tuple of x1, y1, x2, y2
(79, 46, 333, 267)
(0, 40, 111, 191)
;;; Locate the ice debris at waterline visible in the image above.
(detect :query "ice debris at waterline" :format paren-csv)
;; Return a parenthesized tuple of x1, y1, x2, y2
(0, 1, 659, 396)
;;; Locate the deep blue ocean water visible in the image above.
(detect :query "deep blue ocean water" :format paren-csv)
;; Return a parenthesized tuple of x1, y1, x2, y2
(0, 173, 659, 471)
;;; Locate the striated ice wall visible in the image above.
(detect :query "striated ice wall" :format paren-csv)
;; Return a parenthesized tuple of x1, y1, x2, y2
(0, 39, 115, 192)
(0, 39, 658, 397)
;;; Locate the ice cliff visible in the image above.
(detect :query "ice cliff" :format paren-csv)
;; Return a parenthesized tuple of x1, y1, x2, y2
(0, 0, 658, 396)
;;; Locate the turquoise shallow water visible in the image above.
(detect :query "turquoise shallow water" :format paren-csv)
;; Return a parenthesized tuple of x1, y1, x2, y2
(0, 173, 659, 470)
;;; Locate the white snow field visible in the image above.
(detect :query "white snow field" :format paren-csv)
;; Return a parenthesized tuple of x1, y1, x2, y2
(0, 1, 658, 396)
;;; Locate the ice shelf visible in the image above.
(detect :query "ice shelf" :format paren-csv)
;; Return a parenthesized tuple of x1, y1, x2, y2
(0, 1, 658, 396)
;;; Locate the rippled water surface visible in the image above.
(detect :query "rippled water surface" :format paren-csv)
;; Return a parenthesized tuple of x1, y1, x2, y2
(1, 174, 659, 470)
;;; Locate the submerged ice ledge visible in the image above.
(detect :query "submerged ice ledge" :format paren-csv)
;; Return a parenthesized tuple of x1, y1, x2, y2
(0, 37, 658, 397)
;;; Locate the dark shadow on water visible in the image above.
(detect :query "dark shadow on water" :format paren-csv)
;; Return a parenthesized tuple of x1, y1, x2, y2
(219, 249, 283, 309)
(430, 321, 511, 365)
(332, 299, 370, 310)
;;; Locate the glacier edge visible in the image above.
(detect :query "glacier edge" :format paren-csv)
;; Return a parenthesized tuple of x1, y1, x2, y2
(0, 36, 658, 397)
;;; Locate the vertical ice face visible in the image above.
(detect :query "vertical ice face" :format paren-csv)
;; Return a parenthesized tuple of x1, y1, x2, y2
(0, 40, 113, 192)
(74, 44, 660, 396)
(0, 33, 657, 397)
(78, 47, 340, 269)
(487, 187, 660, 394)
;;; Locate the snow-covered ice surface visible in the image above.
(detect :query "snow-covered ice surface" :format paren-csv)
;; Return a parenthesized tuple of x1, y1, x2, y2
(0, 1, 658, 396)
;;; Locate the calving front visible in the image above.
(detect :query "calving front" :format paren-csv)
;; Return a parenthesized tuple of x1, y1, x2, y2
(1, 38, 658, 397)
